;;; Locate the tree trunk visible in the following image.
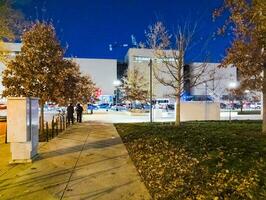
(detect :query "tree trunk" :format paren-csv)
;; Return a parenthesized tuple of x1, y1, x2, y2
(40, 103, 45, 135)
(175, 95, 181, 126)
(262, 63, 266, 133)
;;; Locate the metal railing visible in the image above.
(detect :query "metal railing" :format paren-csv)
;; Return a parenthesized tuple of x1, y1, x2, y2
(0, 116, 7, 144)
(39, 112, 70, 142)
(1, 111, 72, 143)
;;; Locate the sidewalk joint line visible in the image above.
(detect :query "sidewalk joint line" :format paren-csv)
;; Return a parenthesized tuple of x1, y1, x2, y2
(60, 131, 90, 200)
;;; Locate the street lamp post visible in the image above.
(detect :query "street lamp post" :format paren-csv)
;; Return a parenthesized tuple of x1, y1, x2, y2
(149, 59, 153, 123)
(113, 80, 121, 111)
(228, 82, 238, 122)
(205, 82, 208, 120)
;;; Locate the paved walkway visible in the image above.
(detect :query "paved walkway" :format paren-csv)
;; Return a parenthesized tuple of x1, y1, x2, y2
(0, 122, 151, 200)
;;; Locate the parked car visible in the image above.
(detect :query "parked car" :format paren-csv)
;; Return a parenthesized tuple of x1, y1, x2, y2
(87, 104, 98, 110)
(134, 104, 145, 109)
(56, 107, 66, 113)
(167, 104, 175, 110)
(250, 102, 262, 109)
(142, 104, 152, 110)
(98, 103, 110, 109)
(243, 102, 251, 109)
(232, 103, 241, 109)
(110, 104, 127, 111)
(220, 103, 227, 109)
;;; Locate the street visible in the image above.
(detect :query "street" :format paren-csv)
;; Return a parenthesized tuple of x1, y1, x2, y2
(83, 110, 262, 123)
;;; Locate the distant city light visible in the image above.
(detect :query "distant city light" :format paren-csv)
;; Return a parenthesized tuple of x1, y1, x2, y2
(228, 82, 238, 89)
(113, 80, 121, 87)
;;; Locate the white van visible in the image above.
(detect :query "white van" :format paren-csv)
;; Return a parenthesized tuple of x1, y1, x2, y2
(155, 99, 170, 109)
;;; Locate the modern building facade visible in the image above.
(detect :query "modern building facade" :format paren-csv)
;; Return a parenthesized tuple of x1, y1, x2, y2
(0, 43, 117, 103)
(125, 48, 238, 101)
(125, 48, 177, 99)
(0, 43, 238, 104)
(71, 58, 117, 96)
(190, 62, 237, 100)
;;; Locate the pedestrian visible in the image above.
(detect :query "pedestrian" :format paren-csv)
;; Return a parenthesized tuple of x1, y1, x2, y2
(166, 104, 169, 112)
(67, 103, 74, 124)
(76, 103, 84, 123)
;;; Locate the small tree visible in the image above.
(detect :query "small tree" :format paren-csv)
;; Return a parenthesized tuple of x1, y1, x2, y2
(214, 0, 266, 132)
(0, 1, 24, 62)
(75, 74, 97, 105)
(57, 59, 97, 109)
(57, 59, 81, 105)
(2, 22, 64, 134)
(122, 67, 149, 107)
(145, 21, 215, 126)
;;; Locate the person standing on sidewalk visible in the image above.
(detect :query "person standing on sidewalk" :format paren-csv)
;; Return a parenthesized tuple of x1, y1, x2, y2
(76, 103, 84, 123)
(67, 103, 74, 124)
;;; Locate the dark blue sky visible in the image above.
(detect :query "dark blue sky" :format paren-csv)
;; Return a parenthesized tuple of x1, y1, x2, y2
(15, 0, 231, 62)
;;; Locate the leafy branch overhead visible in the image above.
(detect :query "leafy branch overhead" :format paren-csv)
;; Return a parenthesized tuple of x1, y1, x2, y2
(214, 0, 266, 91)
(214, 0, 266, 133)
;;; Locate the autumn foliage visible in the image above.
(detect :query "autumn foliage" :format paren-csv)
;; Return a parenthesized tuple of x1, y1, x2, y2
(214, 0, 266, 132)
(116, 122, 266, 199)
(2, 22, 96, 104)
(2, 22, 96, 132)
(122, 67, 149, 103)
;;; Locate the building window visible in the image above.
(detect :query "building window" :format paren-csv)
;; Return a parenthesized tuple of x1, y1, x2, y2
(133, 56, 175, 63)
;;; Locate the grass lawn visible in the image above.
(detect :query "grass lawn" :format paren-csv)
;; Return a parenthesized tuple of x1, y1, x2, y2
(115, 121, 266, 200)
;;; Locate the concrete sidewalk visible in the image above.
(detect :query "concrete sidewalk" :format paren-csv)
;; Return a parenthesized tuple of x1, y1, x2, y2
(0, 122, 151, 200)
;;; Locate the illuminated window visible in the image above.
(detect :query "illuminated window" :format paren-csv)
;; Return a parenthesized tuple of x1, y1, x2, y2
(133, 56, 175, 63)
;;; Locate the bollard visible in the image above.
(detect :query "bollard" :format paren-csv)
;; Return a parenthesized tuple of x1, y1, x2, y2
(46, 121, 49, 142)
(62, 115, 64, 130)
(52, 117, 54, 138)
(56, 119, 59, 136)
(5, 125, 7, 144)
(63, 115, 65, 130)
(59, 116, 62, 132)
(65, 118, 68, 128)
(61, 116, 63, 131)
(39, 116, 41, 135)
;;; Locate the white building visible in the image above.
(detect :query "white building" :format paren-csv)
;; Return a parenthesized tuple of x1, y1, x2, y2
(0, 43, 238, 104)
(0, 43, 117, 103)
(125, 48, 238, 101)
(190, 62, 237, 100)
(125, 48, 176, 99)
(71, 58, 117, 96)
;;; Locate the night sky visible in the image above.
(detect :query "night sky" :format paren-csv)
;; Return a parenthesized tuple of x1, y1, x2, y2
(14, 0, 231, 62)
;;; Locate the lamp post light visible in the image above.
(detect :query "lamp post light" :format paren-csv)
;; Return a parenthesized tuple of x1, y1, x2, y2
(205, 82, 208, 120)
(148, 59, 153, 123)
(113, 80, 122, 111)
(228, 81, 238, 122)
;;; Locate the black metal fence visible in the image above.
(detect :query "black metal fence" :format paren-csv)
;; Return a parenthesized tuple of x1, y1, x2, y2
(39, 113, 70, 142)
(1, 113, 71, 143)
(0, 116, 7, 143)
